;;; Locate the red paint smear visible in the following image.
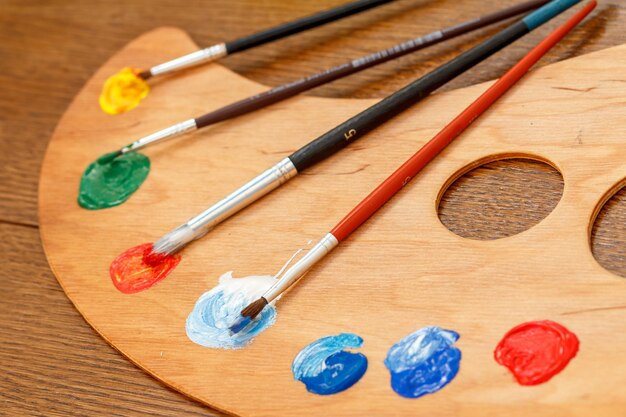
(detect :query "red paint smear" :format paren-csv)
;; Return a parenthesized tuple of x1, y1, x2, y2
(142, 248, 173, 268)
(109, 243, 181, 294)
(494, 320, 579, 386)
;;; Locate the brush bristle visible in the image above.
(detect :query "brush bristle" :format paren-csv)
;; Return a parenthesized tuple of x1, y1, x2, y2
(137, 69, 152, 80)
(241, 297, 268, 320)
(96, 150, 122, 165)
(142, 245, 170, 267)
(228, 297, 269, 335)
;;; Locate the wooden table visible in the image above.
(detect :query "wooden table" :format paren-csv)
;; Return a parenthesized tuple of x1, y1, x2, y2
(1, 1, 625, 415)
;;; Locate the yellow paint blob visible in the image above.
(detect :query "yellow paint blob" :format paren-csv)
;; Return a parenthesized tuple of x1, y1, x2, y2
(99, 67, 150, 115)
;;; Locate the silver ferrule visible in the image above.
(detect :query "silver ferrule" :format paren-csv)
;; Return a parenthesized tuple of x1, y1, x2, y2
(263, 233, 339, 303)
(122, 119, 197, 154)
(148, 43, 228, 77)
(152, 157, 297, 255)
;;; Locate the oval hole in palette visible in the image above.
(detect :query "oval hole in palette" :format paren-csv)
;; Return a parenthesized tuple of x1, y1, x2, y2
(437, 156, 563, 240)
(590, 180, 626, 278)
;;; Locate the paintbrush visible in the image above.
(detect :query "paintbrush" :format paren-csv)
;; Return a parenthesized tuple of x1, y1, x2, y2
(144, 0, 582, 261)
(100, 0, 405, 114)
(100, 0, 550, 161)
(136, 0, 398, 80)
(230, 0, 597, 333)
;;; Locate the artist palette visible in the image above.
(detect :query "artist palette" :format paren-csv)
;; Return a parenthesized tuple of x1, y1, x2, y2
(40, 27, 626, 416)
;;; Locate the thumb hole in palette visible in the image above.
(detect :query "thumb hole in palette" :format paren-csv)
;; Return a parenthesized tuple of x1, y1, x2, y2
(437, 156, 564, 240)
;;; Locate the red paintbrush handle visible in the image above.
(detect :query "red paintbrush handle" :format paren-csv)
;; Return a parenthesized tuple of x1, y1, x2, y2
(330, 0, 596, 242)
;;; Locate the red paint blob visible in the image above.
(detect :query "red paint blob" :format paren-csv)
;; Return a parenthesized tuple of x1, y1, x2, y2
(109, 243, 181, 294)
(494, 320, 579, 386)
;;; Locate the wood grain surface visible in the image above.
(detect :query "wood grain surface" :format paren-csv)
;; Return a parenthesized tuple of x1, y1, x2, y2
(1, 1, 626, 416)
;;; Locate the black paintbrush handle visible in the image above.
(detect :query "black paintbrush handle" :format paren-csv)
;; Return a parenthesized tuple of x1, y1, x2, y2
(195, 0, 548, 129)
(288, 21, 529, 172)
(224, 0, 395, 54)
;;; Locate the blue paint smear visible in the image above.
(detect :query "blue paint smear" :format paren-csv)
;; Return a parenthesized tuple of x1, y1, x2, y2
(292, 333, 368, 395)
(228, 316, 252, 335)
(384, 326, 461, 399)
(186, 274, 277, 349)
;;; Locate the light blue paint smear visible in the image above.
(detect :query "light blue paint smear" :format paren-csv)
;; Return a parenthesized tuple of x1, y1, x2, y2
(384, 326, 461, 399)
(186, 272, 277, 349)
(292, 333, 368, 395)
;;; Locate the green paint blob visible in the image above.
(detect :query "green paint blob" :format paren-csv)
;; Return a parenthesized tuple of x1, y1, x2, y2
(78, 151, 150, 210)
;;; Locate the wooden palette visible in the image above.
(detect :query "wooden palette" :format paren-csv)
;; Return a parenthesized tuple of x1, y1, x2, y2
(39, 27, 626, 416)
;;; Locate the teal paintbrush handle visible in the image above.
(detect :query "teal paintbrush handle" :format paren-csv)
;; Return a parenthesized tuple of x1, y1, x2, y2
(523, 0, 581, 30)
